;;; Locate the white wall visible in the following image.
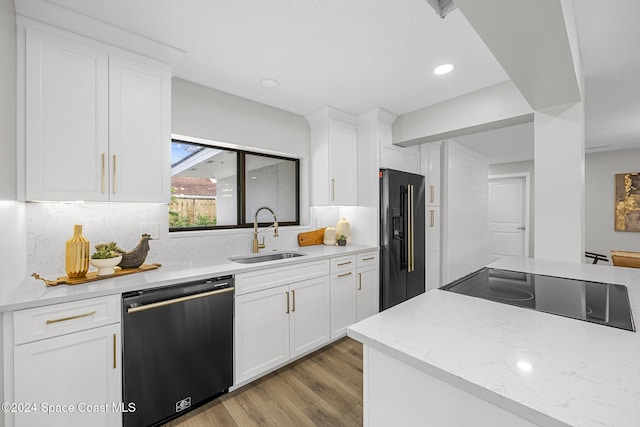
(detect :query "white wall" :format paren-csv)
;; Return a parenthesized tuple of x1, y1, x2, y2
(0, 0, 16, 201)
(586, 147, 640, 259)
(392, 81, 532, 146)
(172, 78, 311, 225)
(0, 0, 25, 305)
(534, 101, 585, 263)
(489, 160, 535, 256)
(442, 140, 489, 282)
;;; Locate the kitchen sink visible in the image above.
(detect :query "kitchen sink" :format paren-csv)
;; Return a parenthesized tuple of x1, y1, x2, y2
(228, 251, 307, 264)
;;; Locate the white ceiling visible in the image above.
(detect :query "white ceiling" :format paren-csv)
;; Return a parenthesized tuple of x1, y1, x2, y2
(48, 0, 509, 116)
(44, 0, 640, 162)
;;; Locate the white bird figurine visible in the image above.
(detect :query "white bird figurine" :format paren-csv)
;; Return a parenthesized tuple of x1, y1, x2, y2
(117, 234, 154, 269)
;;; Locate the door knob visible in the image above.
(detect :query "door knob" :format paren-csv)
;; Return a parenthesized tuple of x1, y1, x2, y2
(517, 226, 526, 230)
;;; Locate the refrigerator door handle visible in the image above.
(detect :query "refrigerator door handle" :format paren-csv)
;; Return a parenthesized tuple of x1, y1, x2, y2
(400, 186, 407, 270)
(408, 184, 415, 272)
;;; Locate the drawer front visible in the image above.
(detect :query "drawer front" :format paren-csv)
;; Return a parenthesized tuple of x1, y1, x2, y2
(331, 255, 356, 273)
(235, 260, 330, 295)
(357, 251, 378, 268)
(14, 295, 121, 345)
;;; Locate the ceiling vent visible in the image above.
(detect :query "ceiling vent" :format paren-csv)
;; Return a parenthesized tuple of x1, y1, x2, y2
(424, 0, 457, 18)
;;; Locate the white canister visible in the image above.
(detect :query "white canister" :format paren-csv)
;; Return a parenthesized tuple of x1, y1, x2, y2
(323, 226, 337, 245)
(336, 218, 351, 244)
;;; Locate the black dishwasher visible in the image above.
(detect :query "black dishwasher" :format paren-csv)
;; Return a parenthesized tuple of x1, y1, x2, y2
(122, 275, 234, 427)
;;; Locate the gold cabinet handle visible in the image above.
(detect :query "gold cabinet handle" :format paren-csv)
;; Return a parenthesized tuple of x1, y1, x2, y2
(285, 291, 290, 314)
(113, 333, 117, 369)
(337, 261, 352, 266)
(337, 272, 352, 278)
(46, 311, 96, 325)
(101, 154, 105, 193)
(362, 257, 375, 261)
(358, 272, 362, 290)
(291, 289, 296, 312)
(429, 185, 435, 203)
(112, 154, 117, 193)
(331, 179, 335, 201)
(430, 210, 435, 227)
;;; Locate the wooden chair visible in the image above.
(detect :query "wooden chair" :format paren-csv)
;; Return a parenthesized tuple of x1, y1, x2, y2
(611, 250, 640, 268)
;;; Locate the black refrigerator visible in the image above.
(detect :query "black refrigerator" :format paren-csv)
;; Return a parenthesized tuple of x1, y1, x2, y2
(380, 168, 426, 311)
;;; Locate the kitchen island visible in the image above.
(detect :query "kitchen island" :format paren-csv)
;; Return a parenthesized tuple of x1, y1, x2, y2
(347, 257, 640, 427)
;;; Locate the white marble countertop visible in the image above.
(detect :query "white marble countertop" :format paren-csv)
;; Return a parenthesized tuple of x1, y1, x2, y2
(2, 244, 377, 312)
(348, 257, 640, 427)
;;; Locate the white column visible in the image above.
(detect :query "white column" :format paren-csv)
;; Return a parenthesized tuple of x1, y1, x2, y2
(533, 101, 585, 263)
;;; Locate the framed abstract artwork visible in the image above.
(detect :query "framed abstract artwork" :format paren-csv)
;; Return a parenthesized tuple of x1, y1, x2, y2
(615, 172, 640, 232)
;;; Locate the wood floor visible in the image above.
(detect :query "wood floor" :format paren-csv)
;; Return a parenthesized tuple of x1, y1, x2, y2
(164, 338, 363, 427)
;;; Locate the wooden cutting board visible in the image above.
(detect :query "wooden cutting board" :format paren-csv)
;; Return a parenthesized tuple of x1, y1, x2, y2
(298, 228, 326, 246)
(32, 263, 162, 287)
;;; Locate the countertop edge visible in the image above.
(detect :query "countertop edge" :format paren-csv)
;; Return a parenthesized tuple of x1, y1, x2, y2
(3, 245, 378, 312)
(347, 326, 570, 427)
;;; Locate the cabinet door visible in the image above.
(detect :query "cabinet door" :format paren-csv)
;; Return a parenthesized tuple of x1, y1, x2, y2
(108, 55, 170, 202)
(13, 324, 121, 427)
(290, 276, 330, 358)
(427, 207, 441, 290)
(329, 120, 357, 205)
(357, 266, 379, 322)
(25, 29, 109, 201)
(427, 143, 441, 207)
(235, 285, 290, 384)
(330, 270, 357, 339)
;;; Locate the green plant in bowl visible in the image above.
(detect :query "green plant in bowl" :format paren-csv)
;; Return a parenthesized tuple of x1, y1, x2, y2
(91, 242, 121, 259)
(337, 235, 347, 246)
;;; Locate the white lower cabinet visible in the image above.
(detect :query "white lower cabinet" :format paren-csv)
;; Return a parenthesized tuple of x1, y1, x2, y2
(290, 276, 331, 358)
(235, 274, 330, 385)
(331, 251, 379, 339)
(356, 251, 379, 322)
(357, 266, 378, 321)
(8, 295, 122, 427)
(14, 324, 122, 427)
(330, 269, 357, 339)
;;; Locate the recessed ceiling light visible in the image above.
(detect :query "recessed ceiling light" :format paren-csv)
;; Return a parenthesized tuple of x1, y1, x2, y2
(433, 63, 455, 75)
(260, 78, 279, 88)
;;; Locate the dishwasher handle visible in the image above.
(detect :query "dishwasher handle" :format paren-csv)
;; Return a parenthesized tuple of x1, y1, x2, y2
(127, 286, 234, 314)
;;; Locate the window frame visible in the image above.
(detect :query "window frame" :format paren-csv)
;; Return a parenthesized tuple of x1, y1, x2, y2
(169, 137, 300, 233)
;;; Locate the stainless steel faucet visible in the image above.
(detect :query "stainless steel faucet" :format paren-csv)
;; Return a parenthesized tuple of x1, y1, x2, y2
(253, 206, 279, 253)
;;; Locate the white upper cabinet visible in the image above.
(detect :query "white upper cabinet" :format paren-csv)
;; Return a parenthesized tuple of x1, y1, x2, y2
(424, 143, 441, 207)
(108, 55, 170, 202)
(306, 107, 357, 206)
(22, 26, 170, 202)
(25, 29, 109, 201)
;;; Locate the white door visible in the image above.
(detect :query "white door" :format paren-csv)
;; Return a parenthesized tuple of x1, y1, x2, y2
(330, 270, 357, 339)
(488, 176, 528, 262)
(329, 120, 357, 205)
(356, 266, 378, 321)
(235, 285, 290, 384)
(289, 276, 330, 358)
(14, 324, 121, 427)
(25, 29, 109, 201)
(108, 55, 171, 202)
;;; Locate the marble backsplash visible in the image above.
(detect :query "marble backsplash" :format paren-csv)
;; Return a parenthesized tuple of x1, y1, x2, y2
(26, 202, 307, 275)
(24, 203, 378, 276)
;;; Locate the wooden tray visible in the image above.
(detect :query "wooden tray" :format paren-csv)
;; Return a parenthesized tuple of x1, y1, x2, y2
(32, 263, 162, 287)
(298, 228, 326, 246)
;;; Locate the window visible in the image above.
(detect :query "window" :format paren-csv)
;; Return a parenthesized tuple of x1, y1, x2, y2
(170, 138, 299, 231)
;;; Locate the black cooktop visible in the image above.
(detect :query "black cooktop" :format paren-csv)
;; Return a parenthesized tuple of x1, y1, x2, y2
(441, 268, 635, 332)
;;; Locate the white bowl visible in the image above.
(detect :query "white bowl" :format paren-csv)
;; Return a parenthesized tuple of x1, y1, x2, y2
(89, 256, 123, 276)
